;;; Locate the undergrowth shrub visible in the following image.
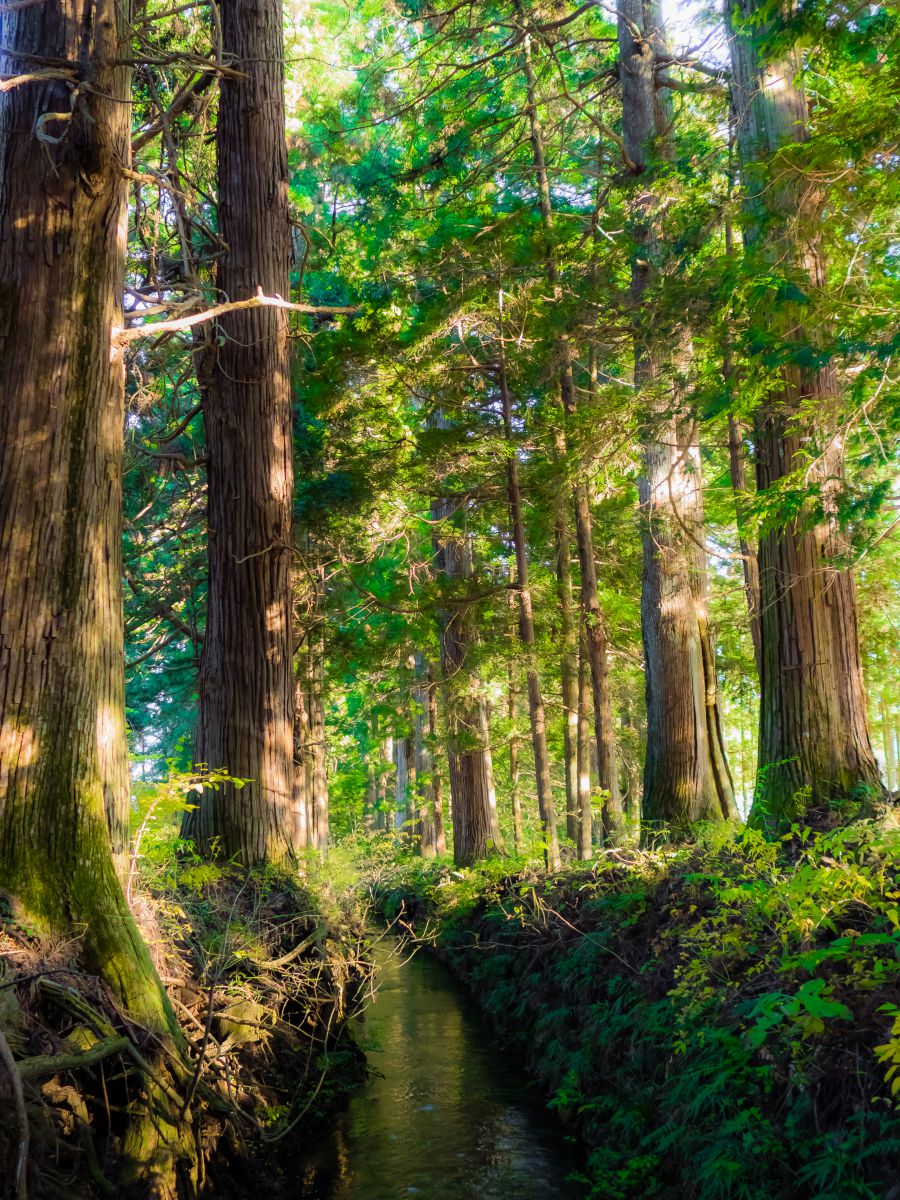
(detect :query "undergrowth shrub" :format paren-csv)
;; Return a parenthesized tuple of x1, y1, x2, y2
(364, 821, 900, 1199)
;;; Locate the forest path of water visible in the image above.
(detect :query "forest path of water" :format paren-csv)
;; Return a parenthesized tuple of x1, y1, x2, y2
(294, 934, 584, 1199)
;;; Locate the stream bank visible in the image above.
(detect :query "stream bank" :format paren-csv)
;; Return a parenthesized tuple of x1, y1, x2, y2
(367, 823, 900, 1200)
(296, 932, 584, 1199)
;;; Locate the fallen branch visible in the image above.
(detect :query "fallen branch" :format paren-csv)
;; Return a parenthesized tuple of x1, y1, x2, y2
(114, 288, 360, 345)
(16, 1036, 131, 1082)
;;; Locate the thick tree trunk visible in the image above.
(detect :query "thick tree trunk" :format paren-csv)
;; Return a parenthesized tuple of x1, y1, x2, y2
(187, 0, 297, 863)
(0, 4, 196, 1190)
(882, 700, 898, 794)
(394, 726, 410, 834)
(498, 317, 560, 868)
(729, 0, 882, 823)
(430, 414, 503, 865)
(618, 0, 736, 830)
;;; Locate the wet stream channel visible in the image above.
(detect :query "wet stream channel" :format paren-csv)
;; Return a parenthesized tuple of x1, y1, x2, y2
(296, 935, 584, 1200)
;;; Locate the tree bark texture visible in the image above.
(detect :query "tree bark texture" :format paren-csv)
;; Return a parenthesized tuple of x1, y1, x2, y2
(0, 3, 197, 1189)
(188, 0, 298, 863)
(618, 0, 736, 830)
(729, 0, 882, 823)
(431, 486, 503, 865)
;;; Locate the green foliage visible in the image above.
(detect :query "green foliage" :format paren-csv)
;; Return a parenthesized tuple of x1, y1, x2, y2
(364, 821, 900, 1198)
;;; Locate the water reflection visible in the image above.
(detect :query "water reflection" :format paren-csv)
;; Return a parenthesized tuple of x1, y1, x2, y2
(295, 937, 583, 1200)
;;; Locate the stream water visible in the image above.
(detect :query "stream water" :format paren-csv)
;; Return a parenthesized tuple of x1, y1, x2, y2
(295, 936, 584, 1200)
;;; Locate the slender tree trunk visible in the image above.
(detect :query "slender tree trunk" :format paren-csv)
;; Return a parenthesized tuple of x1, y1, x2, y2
(188, 0, 296, 863)
(292, 661, 311, 849)
(880, 699, 896, 794)
(517, 13, 622, 838)
(729, 0, 882, 823)
(618, 0, 736, 830)
(427, 673, 447, 854)
(309, 616, 329, 851)
(577, 622, 594, 859)
(0, 4, 196, 1189)
(554, 506, 580, 838)
(394, 728, 410, 834)
(727, 413, 763, 675)
(498, 306, 560, 868)
(508, 664, 525, 853)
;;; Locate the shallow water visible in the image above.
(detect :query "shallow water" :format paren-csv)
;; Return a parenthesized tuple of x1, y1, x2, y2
(294, 935, 584, 1200)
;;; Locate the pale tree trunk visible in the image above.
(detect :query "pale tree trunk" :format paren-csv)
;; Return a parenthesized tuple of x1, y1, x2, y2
(427, 674, 447, 853)
(0, 3, 197, 1189)
(883, 699, 898, 792)
(577, 622, 594, 859)
(188, 0, 297, 863)
(292, 662, 311, 849)
(727, 412, 763, 675)
(498, 310, 560, 868)
(729, 0, 882, 823)
(508, 665, 525, 853)
(394, 725, 410, 834)
(309, 613, 329, 850)
(517, 13, 622, 838)
(554, 507, 580, 838)
(618, 0, 736, 830)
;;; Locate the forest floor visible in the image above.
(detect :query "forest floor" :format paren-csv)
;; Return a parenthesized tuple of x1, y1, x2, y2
(359, 817, 900, 1200)
(3, 817, 900, 1199)
(0, 857, 369, 1199)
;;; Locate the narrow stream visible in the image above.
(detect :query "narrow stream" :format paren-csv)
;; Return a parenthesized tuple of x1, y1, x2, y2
(296, 935, 584, 1199)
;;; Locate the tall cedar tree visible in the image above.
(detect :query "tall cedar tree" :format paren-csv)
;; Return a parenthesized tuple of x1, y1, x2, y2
(728, 0, 882, 823)
(0, 0, 197, 1189)
(618, 0, 737, 829)
(185, 0, 300, 861)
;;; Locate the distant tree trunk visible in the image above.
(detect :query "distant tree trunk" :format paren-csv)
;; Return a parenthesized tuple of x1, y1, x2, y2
(729, 0, 882, 823)
(618, 0, 736, 831)
(724, 216, 763, 677)
(0, 2, 196, 1188)
(554, 507, 580, 839)
(498, 311, 560, 868)
(727, 413, 763, 675)
(430, 414, 503, 865)
(309, 613, 329, 851)
(427, 673, 447, 854)
(394, 729, 410, 835)
(577, 623, 594, 860)
(188, 0, 296, 863)
(508, 665, 525, 853)
(292, 662, 311, 849)
(517, 13, 621, 839)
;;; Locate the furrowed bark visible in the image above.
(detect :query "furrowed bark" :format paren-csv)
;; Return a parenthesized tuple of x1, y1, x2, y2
(728, 0, 882, 824)
(0, 2, 196, 1190)
(617, 0, 736, 831)
(187, 0, 297, 863)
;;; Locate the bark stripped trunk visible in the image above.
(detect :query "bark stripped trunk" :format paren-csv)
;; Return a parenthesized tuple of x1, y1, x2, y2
(729, 0, 882, 823)
(517, 12, 622, 839)
(0, 2, 196, 1189)
(498, 304, 560, 868)
(618, 0, 736, 830)
(188, 0, 297, 863)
